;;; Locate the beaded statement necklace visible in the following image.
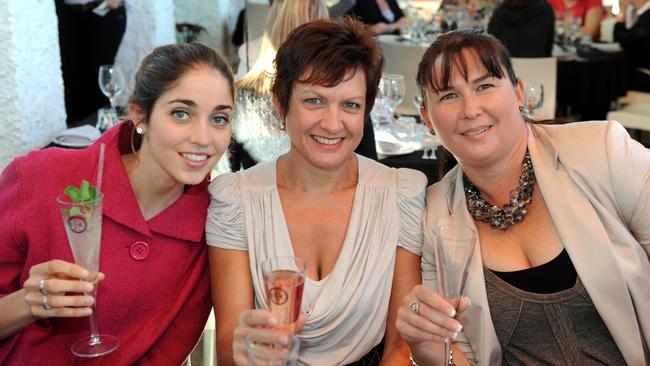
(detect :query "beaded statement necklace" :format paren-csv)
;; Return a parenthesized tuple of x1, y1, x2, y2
(463, 151, 536, 231)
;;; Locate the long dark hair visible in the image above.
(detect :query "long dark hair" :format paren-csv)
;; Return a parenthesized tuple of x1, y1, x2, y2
(128, 42, 235, 150)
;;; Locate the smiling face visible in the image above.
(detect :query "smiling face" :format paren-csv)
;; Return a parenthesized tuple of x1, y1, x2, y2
(421, 49, 526, 168)
(279, 68, 366, 171)
(131, 65, 233, 187)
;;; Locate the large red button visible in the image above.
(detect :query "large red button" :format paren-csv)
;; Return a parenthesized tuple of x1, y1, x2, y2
(129, 241, 150, 261)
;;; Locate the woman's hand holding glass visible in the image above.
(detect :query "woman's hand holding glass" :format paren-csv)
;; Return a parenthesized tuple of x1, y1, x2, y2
(22, 259, 103, 319)
(395, 285, 470, 364)
(232, 309, 307, 366)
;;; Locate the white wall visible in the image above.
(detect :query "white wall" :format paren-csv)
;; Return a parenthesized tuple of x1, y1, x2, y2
(174, 0, 245, 67)
(114, 0, 176, 106)
(0, 0, 66, 171)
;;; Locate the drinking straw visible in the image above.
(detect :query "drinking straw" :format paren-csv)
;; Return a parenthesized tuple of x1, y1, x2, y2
(96, 143, 106, 195)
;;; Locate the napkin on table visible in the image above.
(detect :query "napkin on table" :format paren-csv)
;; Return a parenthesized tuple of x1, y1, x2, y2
(54, 125, 101, 145)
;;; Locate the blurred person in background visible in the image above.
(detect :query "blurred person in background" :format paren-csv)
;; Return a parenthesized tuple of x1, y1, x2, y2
(547, 0, 605, 38)
(56, 0, 127, 125)
(331, 0, 409, 35)
(488, 0, 555, 57)
(614, 0, 650, 91)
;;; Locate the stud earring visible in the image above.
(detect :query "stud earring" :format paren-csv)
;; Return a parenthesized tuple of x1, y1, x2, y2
(429, 128, 435, 135)
(136, 126, 144, 135)
(279, 119, 286, 131)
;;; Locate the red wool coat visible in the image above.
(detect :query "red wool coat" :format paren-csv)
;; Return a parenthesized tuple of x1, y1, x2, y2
(0, 123, 211, 365)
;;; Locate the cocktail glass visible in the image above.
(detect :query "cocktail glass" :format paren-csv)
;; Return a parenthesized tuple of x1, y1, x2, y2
(56, 193, 119, 357)
(260, 256, 306, 332)
(435, 224, 476, 366)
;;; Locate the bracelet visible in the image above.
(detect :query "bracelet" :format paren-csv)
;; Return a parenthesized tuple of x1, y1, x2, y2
(449, 348, 456, 366)
(409, 353, 421, 366)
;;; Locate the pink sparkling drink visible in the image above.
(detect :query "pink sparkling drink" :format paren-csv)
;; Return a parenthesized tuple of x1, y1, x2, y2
(261, 257, 307, 332)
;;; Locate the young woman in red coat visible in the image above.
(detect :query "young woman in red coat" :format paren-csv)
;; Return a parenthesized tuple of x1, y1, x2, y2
(0, 43, 234, 365)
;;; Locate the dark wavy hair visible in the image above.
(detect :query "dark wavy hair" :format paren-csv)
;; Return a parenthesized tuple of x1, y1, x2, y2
(416, 28, 517, 107)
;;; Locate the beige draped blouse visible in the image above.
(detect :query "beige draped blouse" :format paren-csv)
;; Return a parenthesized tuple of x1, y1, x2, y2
(206, 155, 426, 365)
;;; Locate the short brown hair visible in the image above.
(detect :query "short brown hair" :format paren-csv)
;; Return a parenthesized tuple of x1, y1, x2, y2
(271, 18, 384, 119)
(417, 29, 516, 103)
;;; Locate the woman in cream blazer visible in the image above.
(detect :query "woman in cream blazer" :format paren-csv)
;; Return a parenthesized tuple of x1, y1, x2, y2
(395, 29, 649, 365)
(422, 120, 650, 365)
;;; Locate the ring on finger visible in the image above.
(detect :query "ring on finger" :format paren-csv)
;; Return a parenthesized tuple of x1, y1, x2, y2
(408, 299, 420, 316)
(42, 295, 52, 310)
(39, 278, 49, 296)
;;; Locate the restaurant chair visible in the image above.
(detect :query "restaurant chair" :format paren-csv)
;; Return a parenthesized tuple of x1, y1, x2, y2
(511, 57, 558, 120)
(607, 102, 650, 132)
(618, 90, 650, 106)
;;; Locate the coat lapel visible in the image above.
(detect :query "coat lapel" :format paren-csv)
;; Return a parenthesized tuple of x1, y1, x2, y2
(529, 125, 643, 364)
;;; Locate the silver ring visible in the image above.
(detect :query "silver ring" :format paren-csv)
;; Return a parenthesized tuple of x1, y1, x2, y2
(39, 278, 48, 296)
(42, 295, 52, 310)
(408, 299, 420, 316)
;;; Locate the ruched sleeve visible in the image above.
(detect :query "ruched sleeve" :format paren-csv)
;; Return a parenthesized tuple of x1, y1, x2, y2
(396, 168, 427, 256)
(205, 172, 247, 250)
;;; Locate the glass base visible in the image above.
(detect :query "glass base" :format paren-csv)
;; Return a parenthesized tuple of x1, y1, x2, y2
(71, 334, 120, 358)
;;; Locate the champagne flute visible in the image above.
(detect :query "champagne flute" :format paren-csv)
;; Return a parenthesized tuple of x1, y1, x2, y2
(523, 81, 544, 118)
(261, 256, 307, 332)
(435, 224, 476, 366)
(56, 193, 120, 357)
(98, 65, 124, 130)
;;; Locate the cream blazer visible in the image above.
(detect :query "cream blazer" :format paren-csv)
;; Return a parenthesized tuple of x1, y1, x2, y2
(422, 121, 650, 365)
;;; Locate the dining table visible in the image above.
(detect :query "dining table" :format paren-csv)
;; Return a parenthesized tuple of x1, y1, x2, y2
(554, 45, 628, 120)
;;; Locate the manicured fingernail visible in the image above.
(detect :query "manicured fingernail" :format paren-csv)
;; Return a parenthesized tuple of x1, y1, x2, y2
(455, 323, 463, 332)
(449, 332, 458, 339)
(464, 296, 472, 307)
(449, 308, 456, 317)
(83, 308, 92, 316)
(83, 282, 93, 292)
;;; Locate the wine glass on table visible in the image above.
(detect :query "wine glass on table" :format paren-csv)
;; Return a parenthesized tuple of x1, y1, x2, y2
(97, 65, 124, 131)
(383, 74, 405, 123)
(435, 224, 477, 366)
(260, 256, 307, 333)
(523, 81, 544, 119)
(56, 189, 119, 357)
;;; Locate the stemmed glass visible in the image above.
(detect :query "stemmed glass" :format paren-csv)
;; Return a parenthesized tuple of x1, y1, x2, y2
(383, 74, 405, 122)
(435, 224, 477, 366)
(523, 81, 544, 118)
(97, 65, 124, 130)
(413, 92, 423, 111)
(56, 193, 119, 357)
(261, 256, 306, 333)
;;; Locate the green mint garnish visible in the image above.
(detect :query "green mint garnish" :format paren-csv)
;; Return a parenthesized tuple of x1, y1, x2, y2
(63, 180, 98, 216)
